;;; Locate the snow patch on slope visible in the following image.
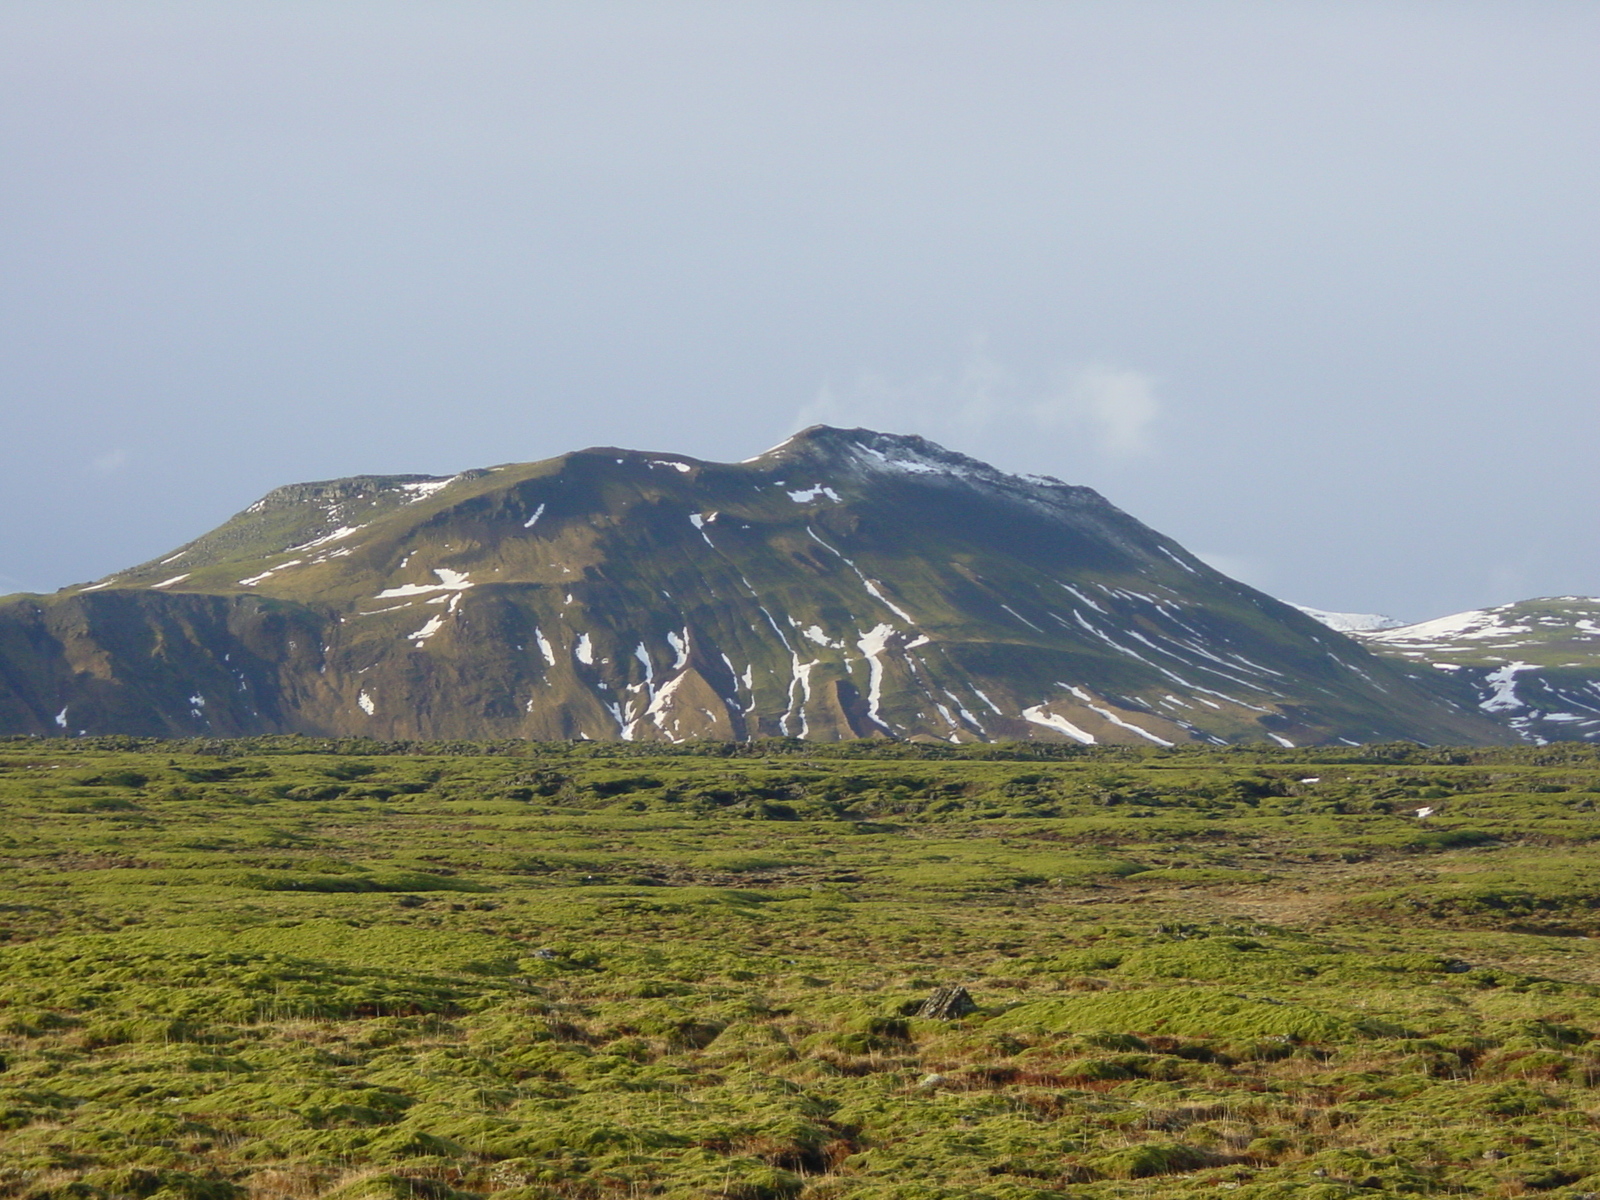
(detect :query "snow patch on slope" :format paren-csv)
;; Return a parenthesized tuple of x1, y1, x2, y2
(398, 477, 456, 502)
(533, 628, 556, 667)
(408, 614, 446, 644)
(855, 624, 897, 731)
(376, 568, 474, 599)
(289, 525, 365, 553)
(1480, 662, 1537, 713)
(787, 485, 842, 503)
(1021, 705, 1096, 744)
(239, 560, 303, 587)
(667, 629, 690, 670)
(1064, 685, 1174, 747)
(1364, 607, 1517, 647)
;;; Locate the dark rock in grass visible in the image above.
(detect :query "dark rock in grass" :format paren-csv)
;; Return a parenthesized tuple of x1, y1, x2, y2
(917, 984, 977, 1019)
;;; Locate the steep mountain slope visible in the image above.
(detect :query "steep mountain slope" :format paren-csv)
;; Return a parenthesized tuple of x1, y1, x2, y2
(0, 427, 1510, 745)
(1356, 597, 1600, 744)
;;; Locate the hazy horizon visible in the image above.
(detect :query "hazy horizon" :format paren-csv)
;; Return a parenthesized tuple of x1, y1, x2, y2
(3, 2, 1595, 624)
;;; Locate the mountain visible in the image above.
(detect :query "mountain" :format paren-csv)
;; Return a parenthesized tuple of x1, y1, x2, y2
(1353, 597, 1600, 744)
(0, 426, 1511, 746)
(1292, 605, 1405, 634)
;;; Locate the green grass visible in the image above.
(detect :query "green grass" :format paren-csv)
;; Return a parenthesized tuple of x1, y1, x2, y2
(4, 739, 1600, 1198)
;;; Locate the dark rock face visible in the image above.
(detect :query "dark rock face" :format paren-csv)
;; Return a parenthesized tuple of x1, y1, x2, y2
(917, 986, 978, 1020)
(0, 427, 1512, 745)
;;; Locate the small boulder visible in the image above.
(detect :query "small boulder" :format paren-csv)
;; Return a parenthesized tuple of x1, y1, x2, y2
(916, 985, 977, 1019)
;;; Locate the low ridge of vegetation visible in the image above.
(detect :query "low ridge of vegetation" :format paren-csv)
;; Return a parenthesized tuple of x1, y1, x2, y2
(5, 738, 1600, 1198)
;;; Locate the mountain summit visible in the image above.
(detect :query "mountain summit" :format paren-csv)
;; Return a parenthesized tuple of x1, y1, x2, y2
(0, 427, 1507, 745)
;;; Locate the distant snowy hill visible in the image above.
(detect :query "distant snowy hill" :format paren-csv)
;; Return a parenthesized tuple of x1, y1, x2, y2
(1292, 605, 1405, 634)
(1354, 598, 1600, 744)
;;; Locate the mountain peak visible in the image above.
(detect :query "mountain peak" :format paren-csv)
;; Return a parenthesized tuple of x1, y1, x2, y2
(760, 424, 962, 458)
(751, 425, 1077, 494)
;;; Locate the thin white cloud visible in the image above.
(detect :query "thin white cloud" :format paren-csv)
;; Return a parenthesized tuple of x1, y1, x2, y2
(794, 347, 1162, 461)
(1037, 364, 1161, 458)
(90, 449, 129, 474)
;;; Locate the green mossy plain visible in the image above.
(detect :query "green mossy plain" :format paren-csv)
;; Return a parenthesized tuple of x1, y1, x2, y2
(5, 737, 1600, 1199)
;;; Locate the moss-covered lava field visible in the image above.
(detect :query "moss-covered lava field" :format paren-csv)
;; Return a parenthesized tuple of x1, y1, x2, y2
(6, 737, 1600, 1199)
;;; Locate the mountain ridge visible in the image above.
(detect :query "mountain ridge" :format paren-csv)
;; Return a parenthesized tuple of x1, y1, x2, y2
(1, 426, 1511, 746)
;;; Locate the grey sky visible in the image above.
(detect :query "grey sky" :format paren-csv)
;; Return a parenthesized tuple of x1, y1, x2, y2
(2, 1, 1595, 622)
